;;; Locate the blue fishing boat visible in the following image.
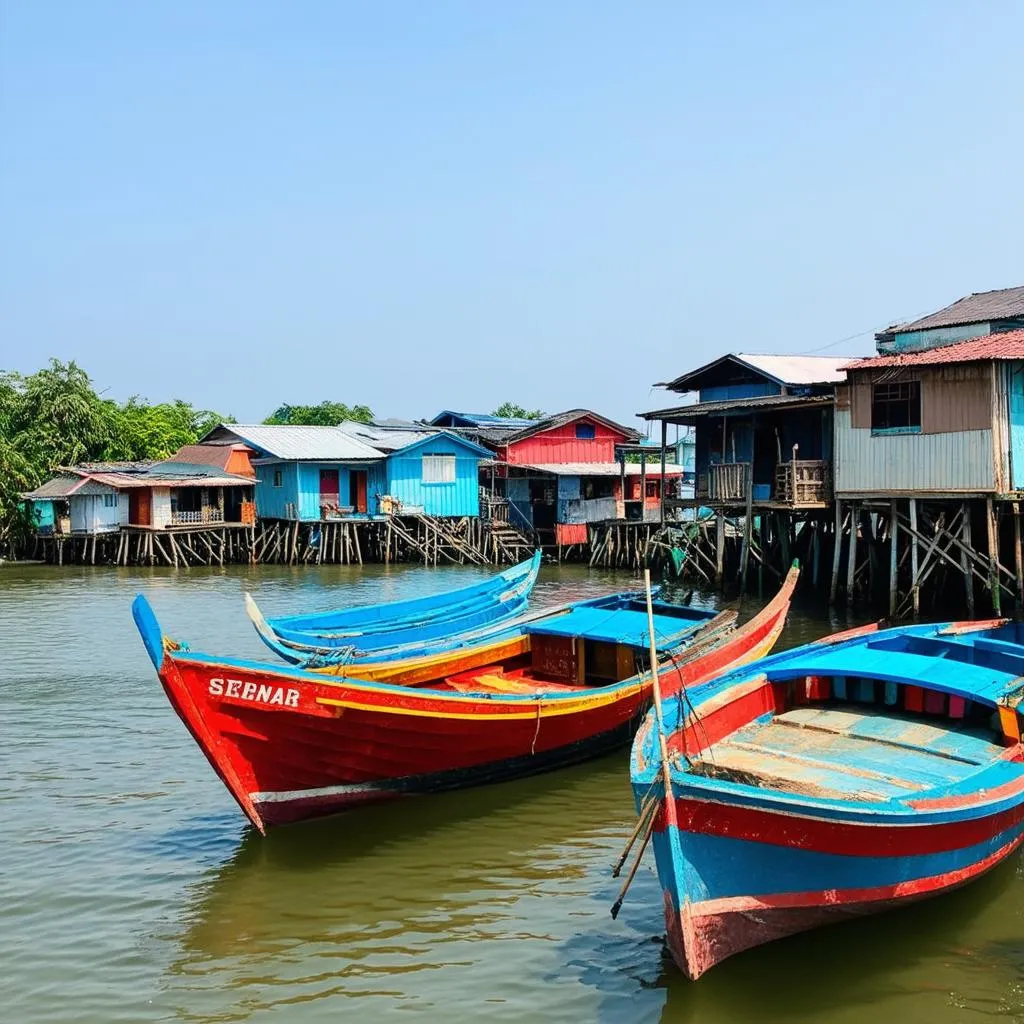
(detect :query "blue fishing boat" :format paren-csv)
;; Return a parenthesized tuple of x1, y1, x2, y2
(629, 617, 1024, 979)
(245, 551, 542, 662)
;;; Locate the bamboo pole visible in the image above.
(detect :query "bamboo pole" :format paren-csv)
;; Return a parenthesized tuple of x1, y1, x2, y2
(829, 501, 843, 606)
(1014, 502, 1023, 606)
(987, 498, 1001, 617)
(909, 498, 920, 620)
(889, 500, 899, 618)
(845, 502, 858, 608)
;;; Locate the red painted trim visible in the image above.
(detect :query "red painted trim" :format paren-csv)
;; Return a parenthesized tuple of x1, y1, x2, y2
(665, 794, 1024, 857)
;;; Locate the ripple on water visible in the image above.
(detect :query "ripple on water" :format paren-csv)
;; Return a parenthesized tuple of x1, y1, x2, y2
(2, 564, 1023, 1022)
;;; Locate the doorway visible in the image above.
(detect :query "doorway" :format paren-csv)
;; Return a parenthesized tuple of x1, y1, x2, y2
(349, 470, 368, 513)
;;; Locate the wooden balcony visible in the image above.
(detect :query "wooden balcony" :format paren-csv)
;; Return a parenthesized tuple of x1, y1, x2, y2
(171, 507, 224, 526)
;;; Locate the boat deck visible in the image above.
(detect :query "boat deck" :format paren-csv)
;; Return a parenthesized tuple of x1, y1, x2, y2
(691, 707, 1005, 804)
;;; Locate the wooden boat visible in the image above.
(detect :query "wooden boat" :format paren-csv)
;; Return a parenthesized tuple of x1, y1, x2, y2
(246, 550, 542, 663)
(630, 616, 1024, 980)
(131, 565, 798, 833)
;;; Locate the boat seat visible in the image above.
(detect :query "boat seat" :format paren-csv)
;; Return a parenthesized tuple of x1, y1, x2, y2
(445, 673, 583, 696)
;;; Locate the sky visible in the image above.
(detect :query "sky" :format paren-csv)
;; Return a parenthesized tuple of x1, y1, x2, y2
(1, 2, 1022, 432)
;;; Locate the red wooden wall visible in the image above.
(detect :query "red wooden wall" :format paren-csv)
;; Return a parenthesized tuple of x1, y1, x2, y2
(500, 418, 627, 465)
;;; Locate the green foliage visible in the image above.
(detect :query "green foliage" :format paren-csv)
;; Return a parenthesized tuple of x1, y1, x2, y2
(0, 359, 232, 555)
(264, 401, 374, 426)
(492, 402, 544, 420)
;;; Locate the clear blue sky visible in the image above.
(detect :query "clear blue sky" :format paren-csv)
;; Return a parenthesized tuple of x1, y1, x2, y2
(1, 2, 1021, 430)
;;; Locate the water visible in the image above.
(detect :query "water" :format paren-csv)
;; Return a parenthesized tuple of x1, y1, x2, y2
(1, 564, 1022, 1023)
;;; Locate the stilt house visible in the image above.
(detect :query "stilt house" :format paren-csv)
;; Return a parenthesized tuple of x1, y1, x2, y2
(642, 353, 848, 515)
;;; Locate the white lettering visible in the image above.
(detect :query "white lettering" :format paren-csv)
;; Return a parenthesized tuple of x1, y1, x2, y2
(226, 679, 242, 698)
(256, 684, 274, 703)
(208, 678, 224, 696)
(285, 689, 300, 708)
(241, 682, 257, 700)
(269, 688, 284, 706)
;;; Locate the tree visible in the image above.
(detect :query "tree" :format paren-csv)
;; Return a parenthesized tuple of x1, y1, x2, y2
(264, 401, 374, 426)
(0, 359, 234, 556)
(492, 402, 544, 420)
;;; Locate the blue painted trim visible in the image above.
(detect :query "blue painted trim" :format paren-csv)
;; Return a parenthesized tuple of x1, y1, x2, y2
(131, 595, 164, 671)
(871, 426, 921, 436)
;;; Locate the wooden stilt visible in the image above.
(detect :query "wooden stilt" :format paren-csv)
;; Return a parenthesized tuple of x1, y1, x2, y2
(1014, 502, 1023, 606)
(909, 498, 920, 620)
(987, 498, 1001, 617)
(962, 503, 975, 618)
(846, 502, 859, 608)
(889, 499, 899, 618)
(829, 500, 843, 606)
(715, 513, 725, 588)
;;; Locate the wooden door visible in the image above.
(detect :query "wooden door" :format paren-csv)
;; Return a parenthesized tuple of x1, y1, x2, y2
(130, 489, 151, 526)
(350, 471, 368, 513)
(319, 469, 340, 501)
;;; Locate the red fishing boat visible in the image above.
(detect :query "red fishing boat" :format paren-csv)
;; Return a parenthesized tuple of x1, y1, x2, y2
(132, 566, 798, 833)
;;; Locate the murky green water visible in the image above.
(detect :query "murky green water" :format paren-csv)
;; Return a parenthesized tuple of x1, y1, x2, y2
(1, 564, 1022, 1023)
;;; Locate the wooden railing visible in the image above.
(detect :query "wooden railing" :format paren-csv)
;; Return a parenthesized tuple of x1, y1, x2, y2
(171, 507, 224, 526)
(774, 460, 830, 506)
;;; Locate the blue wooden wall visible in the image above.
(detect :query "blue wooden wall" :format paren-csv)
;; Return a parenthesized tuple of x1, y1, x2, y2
(1009, 363, 1024, 491)
(506, 476, 533, 527)
(386, 435, 481, 517)
(699, 382, 779, 403)
(255, 461, 388, 520)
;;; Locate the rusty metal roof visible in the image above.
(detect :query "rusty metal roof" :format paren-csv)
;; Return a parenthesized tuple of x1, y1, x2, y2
(845, 329, 1024, 370)
(882, 286, 1024, 335)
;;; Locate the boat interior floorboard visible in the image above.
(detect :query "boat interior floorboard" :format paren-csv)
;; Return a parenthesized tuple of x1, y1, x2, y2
(691, 706, 1004, 803)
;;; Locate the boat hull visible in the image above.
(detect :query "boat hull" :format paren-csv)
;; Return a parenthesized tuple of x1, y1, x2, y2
(652, 798, 1024, 979)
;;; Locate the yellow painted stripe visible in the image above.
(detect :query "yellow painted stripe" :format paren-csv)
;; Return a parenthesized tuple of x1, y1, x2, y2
(315, 683, 644, 721)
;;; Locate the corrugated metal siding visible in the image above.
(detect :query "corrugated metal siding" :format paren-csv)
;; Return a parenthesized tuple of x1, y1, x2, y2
(505, 420, 624, 466)
(385, 435, 480, 517)
(834, 408, 996, 495)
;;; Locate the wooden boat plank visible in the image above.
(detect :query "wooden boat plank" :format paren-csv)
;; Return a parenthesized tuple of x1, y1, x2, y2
(716, 712, 988, 792)
(775, 707, 999, 766)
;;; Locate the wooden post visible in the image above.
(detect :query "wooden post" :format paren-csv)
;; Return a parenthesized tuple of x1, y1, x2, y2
(909, 498, 920, 620)
(987, 498, 1001, 617)
(1014, 501, 1023, 606)
(889, 499, 899, 619)
(715, 512, 725, 588)
(962, 502, 975, 618)
(829, 500, 843, 606)
(738, 464, 753, 589)
(846, 502, 858, 608)
(659, 420, 668, 524)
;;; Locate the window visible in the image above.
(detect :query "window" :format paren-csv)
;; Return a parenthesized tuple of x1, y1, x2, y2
(871, 380, 921, 433)
(103, 493, 117, 508)
(646, 479, 660, 498)
(422, 453, 456, 484)
(583, 477, 615, 499)
(575, 423, 596, 440)
(273, 470, 283, 487)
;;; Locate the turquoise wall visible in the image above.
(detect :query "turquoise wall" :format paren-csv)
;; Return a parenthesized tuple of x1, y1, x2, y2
(1009, 363, 1024, 491)
(386, 435, 480, 517)
(255, 461, 388, 520)
(878, 323, 990, 354)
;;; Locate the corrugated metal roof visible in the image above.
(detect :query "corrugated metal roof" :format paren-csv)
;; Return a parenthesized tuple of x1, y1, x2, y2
(658, 352, 849, 392)
(429, 410, 538, 428)
(211, 424, 385, 462)
(882, 286, 1024, 335)
(339, 421, 440, 452)
(170, 444, 253, 472)
(736, 353, 849, 384)
(844, 329, 1024, 370)
(22, 475, 91, 499)
(641, 394, 834, 421)
(516, 462, 684, 477)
